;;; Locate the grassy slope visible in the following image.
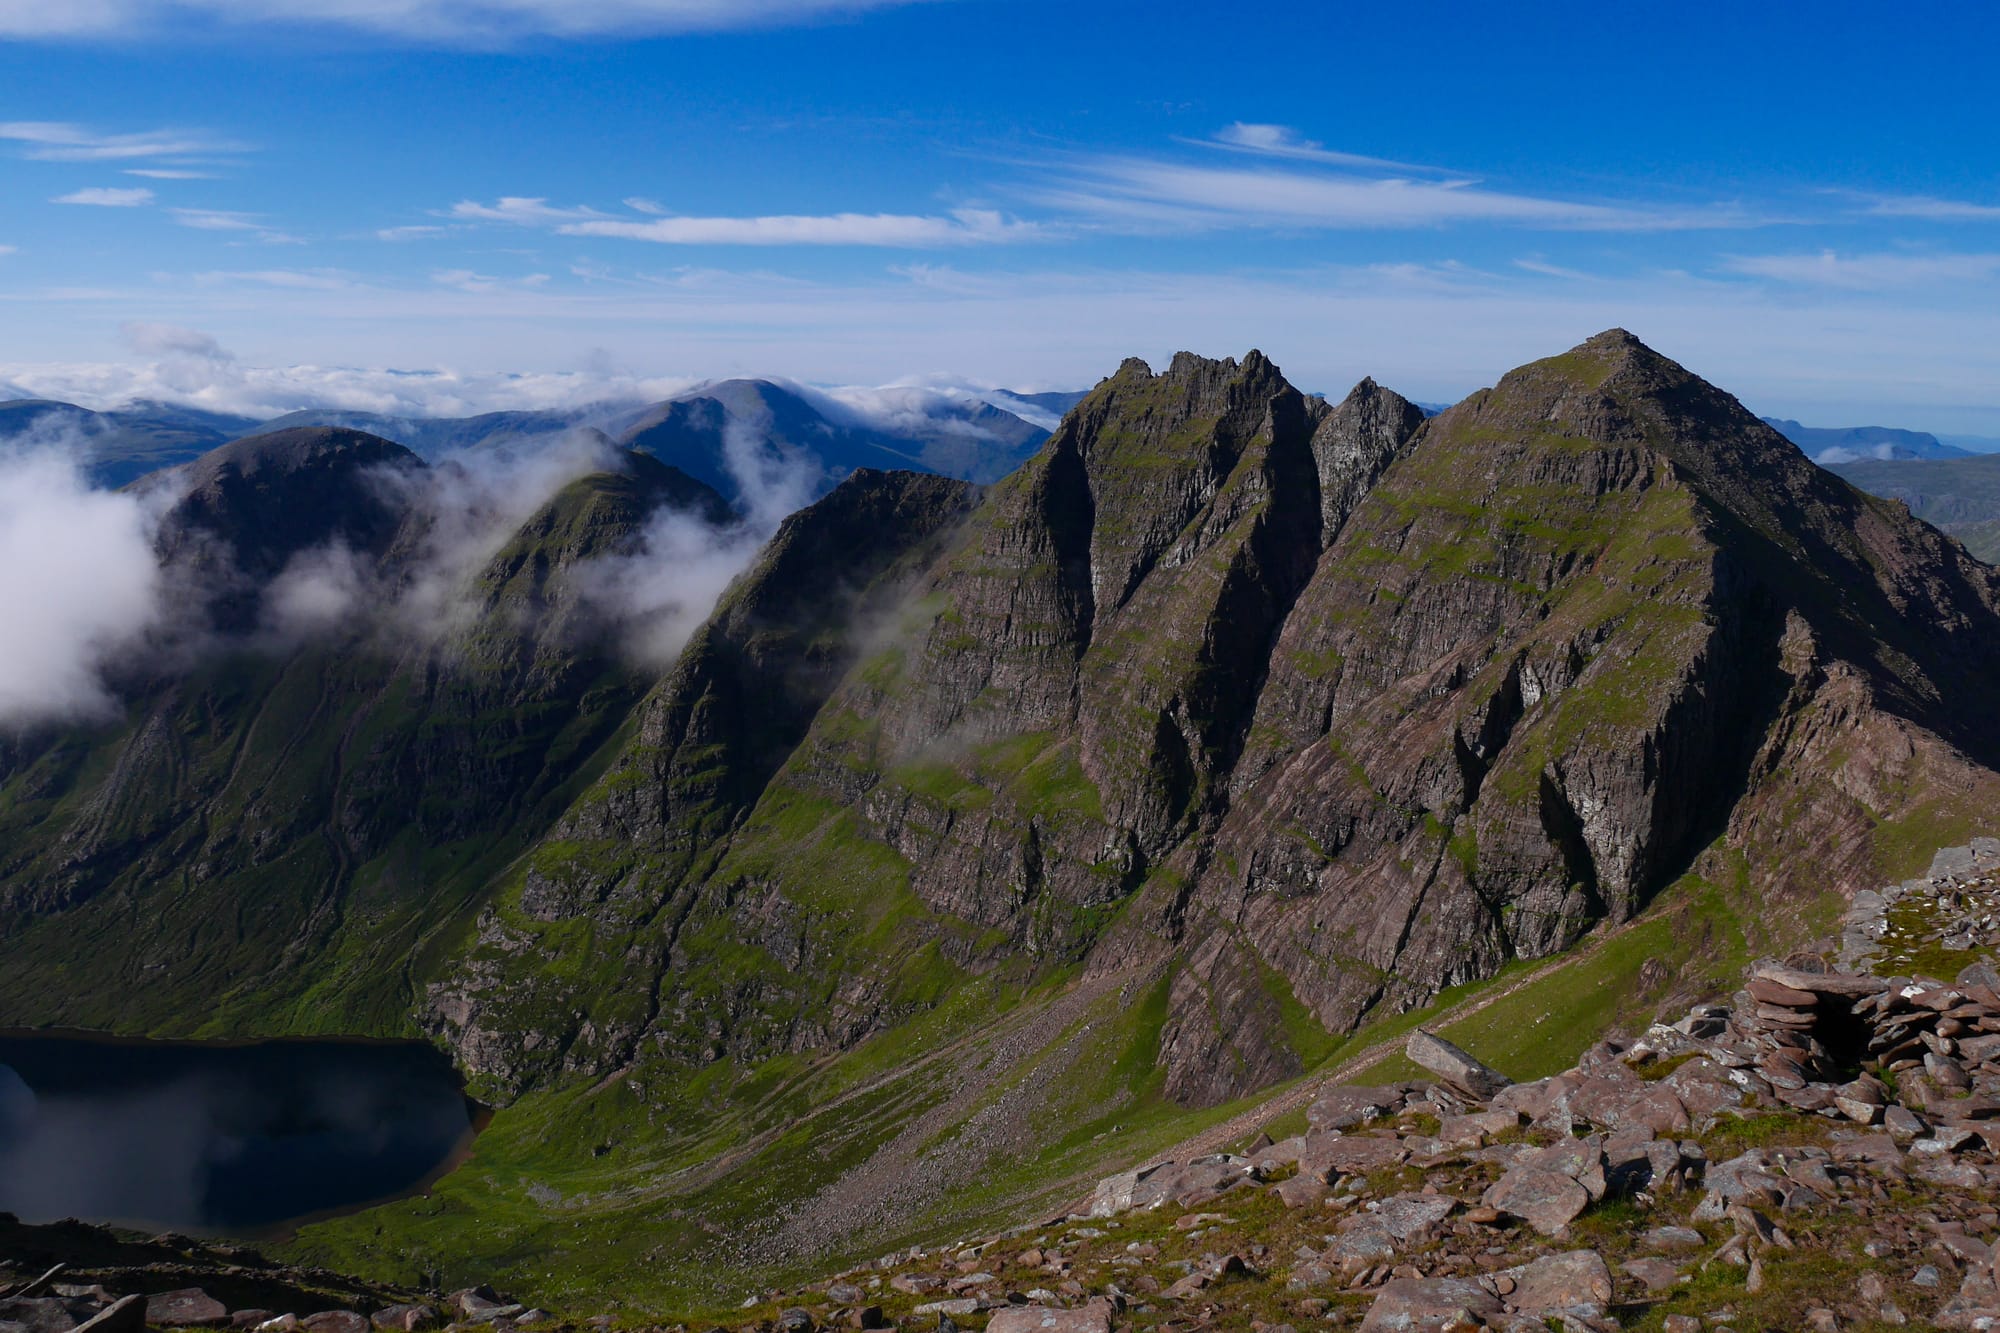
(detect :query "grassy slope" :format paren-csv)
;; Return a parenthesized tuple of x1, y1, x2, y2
(282, 828, 1860, 1315)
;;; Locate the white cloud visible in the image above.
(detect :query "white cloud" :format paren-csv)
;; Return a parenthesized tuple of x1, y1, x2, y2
(377, 224, 450, 241)
(192, 269, 351, 290)
(0, 245, 15, 257)
(0, 443, 165, 726)
(448, 197, 606, 224)
(560, 206, 1041, 247)
(1205, 123, 1441, 174)
(431, 268, 550, 292)
(1513, 257, 1596, 280)
(1856, 194, 2000, 222)
(170, 208, 300, 244)
(53, 186, 155, 207)
(1721, 249, 2000, 291)
(1029, 153, 1754, 234)
(452, 194, 1041, 247)
(122, 321, 233, 361)
(0, 120, 246, 161)
(0, 0, 935, 40)
(125, 168, 218, 180)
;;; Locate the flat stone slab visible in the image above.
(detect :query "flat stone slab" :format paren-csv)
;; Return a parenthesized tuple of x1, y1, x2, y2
(1483, 1167, 1590, 1235)
(984, 1303, 1114, 1333)
(146, 1292, 228, 1329)
(1358, 1277, 1503, 1332)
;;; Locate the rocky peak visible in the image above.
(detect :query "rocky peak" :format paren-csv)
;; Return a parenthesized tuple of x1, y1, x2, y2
(153, 425, 422, 631)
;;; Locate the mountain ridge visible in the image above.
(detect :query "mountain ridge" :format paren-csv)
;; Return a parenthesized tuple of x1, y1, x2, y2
(4, 330, 1999, 1306)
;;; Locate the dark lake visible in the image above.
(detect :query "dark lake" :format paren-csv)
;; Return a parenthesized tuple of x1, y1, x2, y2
(0, 1033, 478, 1234)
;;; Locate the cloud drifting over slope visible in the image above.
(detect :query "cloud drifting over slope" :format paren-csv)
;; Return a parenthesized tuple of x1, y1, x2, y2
(0, 445, 165, 725)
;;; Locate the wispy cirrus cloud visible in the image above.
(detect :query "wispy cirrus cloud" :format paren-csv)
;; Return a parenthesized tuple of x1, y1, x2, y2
(0, 0, 938, 42)
(53, 186, 155, 207)
(1852, 193, 2000, 222)
(448, 195, 1044, 246)
(376, 224, 452, 241)
(0, 120, 246, 162)
(125, 168, 219, 180)
(192, 269, 352, 290)
(1201, 122, 1444, 174)
(1721, 249, 2000, 291)
(432, 267, 551, 292)
(1026, 125, 1770, 235)
(170, 208, 301, 244)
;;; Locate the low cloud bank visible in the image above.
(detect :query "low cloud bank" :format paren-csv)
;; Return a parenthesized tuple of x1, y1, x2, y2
(0, 443, 165, 725)
(0, 410, 825, 728)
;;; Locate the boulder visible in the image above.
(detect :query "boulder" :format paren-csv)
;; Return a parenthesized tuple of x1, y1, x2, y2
(71, 1298, 145, 1333)
(370, 1308, 436, 1333)
(1306, 1086, 1407, 1131)
(0, 1300, 73, 1333)
(1298, 1134, 1408, 1178)
(1482, 1168, 1590, 1235)
(300, 1315, 367, 1333)
(1405, 1031, 1512, 1100)
(146, 1291, 229, 1329)
(1357, 1278, 1502, 1332)
(984, 1301, 1114, 1333)
(1498, 1250, 1614, 1313)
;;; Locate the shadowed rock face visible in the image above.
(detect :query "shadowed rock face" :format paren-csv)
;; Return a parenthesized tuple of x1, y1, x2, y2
(9, 332, 2000, 1124)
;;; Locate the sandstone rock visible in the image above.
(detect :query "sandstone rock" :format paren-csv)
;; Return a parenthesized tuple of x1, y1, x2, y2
(1482, 1168, 1590, 1235)
(1405, 1031, 1511, 1101)
(1641, 1225, 1704, 1252)
(70, 1298, 144, 1333)
(370, 1307, 436, 1332)
(984, 1302, 1113, 1333)
(1498, 1250, 1613, 1312)
(1621, 1257, 1681, 1292)
(1299, 1135, 1409, 1177)
(1306, 1086, 1407, 1131)
(0, 1299, 73, 1333)
(146, 1292, 229, 1329)
(300, 1314, 367, 1333)
(1436, 1109, 1521, 1148)
(1272, 1175, 1327, 1209)
(1356, 1277, 1501, 1332)
(910, 1300, 979, 1318)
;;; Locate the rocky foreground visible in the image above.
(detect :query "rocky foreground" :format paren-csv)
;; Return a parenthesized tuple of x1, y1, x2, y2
(715, 954, 2000, 1333)
(0, 1220, 529, 1333)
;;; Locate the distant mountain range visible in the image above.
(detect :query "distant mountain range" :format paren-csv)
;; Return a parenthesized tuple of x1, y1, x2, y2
(1829, 453, 2000, 564)
(0, 381, 1093, 499)
(0, 398, 263, 487)
(1761, 415, 1975, 463)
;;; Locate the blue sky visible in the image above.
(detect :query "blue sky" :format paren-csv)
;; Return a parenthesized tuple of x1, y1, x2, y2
(1, 0, 1997, 431)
